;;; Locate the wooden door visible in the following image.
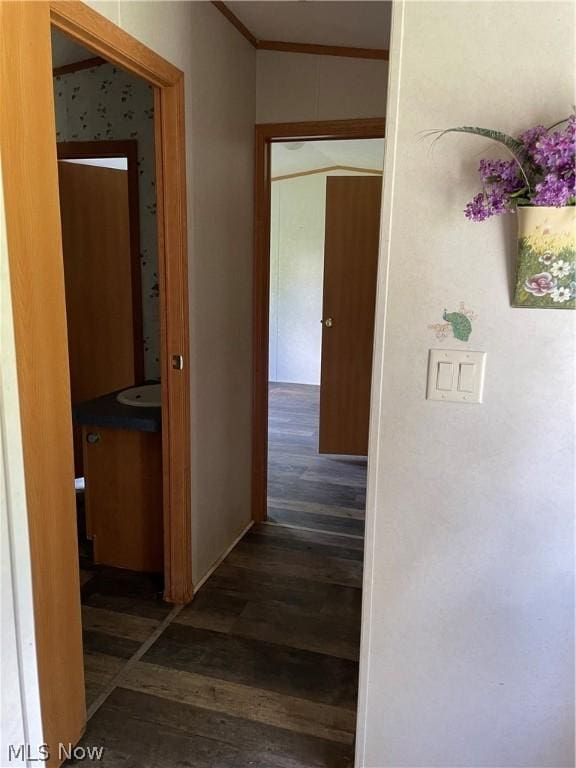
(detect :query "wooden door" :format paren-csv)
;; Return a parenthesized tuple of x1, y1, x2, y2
(0, 3, 87, 761)
(58, 160, 138, 473)
(319, 176, 382, 456)
(59, 160, 138, 400)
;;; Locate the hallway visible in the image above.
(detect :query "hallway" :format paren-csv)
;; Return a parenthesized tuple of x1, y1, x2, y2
(71, 382, 367, 766)
(74, 524, 361, 767)
(267, 383, 367, 537)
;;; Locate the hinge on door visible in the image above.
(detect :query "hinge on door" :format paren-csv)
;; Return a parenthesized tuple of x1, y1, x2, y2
(172, 354, 184, 370)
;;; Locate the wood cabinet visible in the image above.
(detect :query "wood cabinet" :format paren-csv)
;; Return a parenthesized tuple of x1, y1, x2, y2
(82, 426, 163, 572)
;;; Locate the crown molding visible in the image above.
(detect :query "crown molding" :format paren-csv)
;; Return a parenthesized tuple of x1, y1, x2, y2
(212, 2, 389, 61)
(257, 40, 388, 61)
(212, 1, 257, 46)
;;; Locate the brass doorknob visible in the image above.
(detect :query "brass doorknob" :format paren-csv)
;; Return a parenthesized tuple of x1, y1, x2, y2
(322, 317, 333, 328)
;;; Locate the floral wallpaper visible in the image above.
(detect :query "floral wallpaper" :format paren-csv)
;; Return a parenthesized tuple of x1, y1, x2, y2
(54, 62, 160, 379)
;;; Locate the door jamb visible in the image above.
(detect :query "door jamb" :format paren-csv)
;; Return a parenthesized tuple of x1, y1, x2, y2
(1, 1, 191, 763)
(57, 139, 145, 382)
(252, 118, 386, 523)
(49, 1, 192, 604)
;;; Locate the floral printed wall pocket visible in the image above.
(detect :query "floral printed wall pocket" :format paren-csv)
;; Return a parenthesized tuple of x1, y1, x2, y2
(430, 113, 575, 309)
(514, 206, 575, 308)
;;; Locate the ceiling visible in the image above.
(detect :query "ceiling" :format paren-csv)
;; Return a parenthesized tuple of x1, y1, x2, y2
(51, 27, 94, 68)
(51, 3, 392, 68)
(226, 2, 392, 49)
(272, 139, 385, 176)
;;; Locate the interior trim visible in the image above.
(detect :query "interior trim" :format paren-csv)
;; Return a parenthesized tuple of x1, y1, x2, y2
(53, 55, 106, 76)
(272, 164, 383, 182)
(1, 2, 193, 763)
(212, 0, 257, 46)
(257, 40, 389, 61)
(252, 118, 386, 524)
(49, 1, 193, 608)
(211, 1, 390, 60)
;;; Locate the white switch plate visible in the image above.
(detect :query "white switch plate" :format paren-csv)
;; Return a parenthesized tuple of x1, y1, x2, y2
(427, 349, 486, 403)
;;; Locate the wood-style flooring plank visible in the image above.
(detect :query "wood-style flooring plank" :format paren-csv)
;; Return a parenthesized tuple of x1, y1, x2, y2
(231, 600, 360, 660)
(227, 541, 363, 588)
(82, 629, 141, 660)
(249, 522, 364, 551)
(82, 605, 160, 643)
(201, 562, 332, 611)
(118, 662, 356, 745)
(244, 529, 363, 561)
(173, 591, 247, 633)
(268, 508, 365, 536)
(267, 496, 365, 521)
(267, 383, 367, 536)
(142, 625, 359, 709)
(69, 703, 243, 768)
(105, 687, 354, 768)
(84, 652, 126, 709)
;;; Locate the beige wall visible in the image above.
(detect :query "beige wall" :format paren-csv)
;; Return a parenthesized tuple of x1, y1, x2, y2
(358, 2, 575, 766)
(256, 50, 388, 123)
(269, 169, 381, 385)
(85, 0, 256, 583)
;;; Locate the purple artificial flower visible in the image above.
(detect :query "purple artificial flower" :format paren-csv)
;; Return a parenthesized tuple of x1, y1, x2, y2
(464, 190, 510, 221)
(478, 158, 524, 193)
(519, 124, 547, 153)
(450, 113, 575, 222)
(532, 173, 575, 206)
(465, 193, 491, 221)
(530, 117, 576, 174)
(490, 191, 509, 215)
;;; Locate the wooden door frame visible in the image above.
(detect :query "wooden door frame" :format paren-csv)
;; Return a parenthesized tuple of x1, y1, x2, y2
(57, 139, 145, 382)
(51, 5, 193, 601)
(1, 2, 191, 763)
(252, 118, 385, 523)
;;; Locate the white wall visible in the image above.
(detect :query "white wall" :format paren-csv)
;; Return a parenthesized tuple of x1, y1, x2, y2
(269, 173, 325, 385)
(84, 0, 256, 583)
(358, 2, 575, 767)
(0, 161, 44, 767)
(60, 157, 128, 170)
(256, 50, 388, 123)
(269, 169, 381, 385)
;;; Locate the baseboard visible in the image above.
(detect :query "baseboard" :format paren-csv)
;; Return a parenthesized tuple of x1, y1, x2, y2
(193, 519, 254, 594)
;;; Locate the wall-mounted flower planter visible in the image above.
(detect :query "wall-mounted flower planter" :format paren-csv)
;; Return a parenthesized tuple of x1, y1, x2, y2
(513, 206, 575, 309)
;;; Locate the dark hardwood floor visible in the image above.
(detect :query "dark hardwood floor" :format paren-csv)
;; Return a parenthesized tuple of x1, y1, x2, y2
(267, 382, 367, 537)
(71, 382, 366, 766)
(73, 525, 361, 767)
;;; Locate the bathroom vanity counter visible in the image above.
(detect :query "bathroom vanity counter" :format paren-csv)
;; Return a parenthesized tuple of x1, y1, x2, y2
(73, 387, 161, 433)
(73, 388, 163, 573)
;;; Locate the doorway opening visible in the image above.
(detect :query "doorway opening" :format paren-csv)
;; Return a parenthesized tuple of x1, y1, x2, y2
(250, 119, 385, 759)
(252, 119, 386, 524)
(1, 2, 191, 756)
(267, 139, 384, 535)
(50, 25, 176, 715)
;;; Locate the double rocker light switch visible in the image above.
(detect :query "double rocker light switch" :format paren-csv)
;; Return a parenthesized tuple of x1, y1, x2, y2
(427, 349, 486, 403)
